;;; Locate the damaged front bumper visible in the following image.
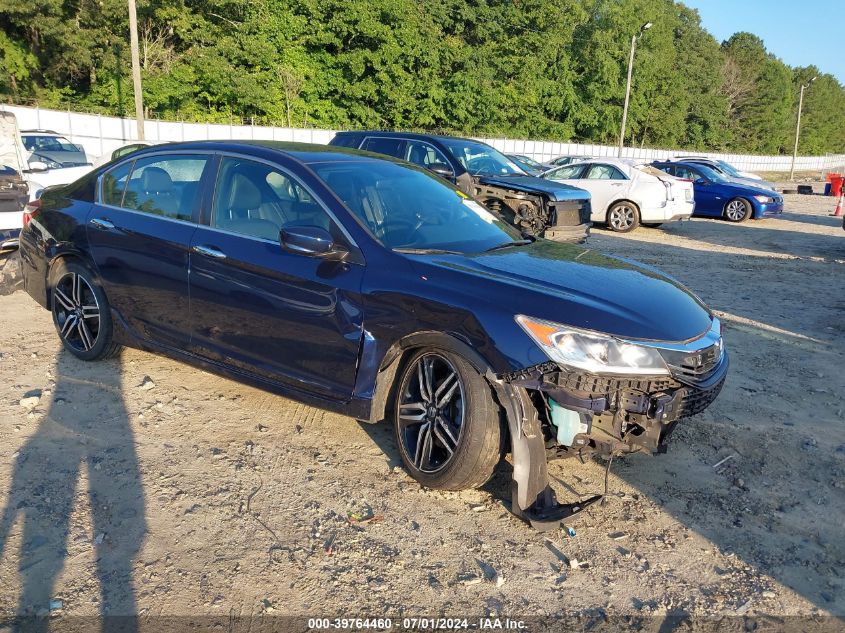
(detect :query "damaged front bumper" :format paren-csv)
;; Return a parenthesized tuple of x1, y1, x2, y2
(493, 324, 728, 530)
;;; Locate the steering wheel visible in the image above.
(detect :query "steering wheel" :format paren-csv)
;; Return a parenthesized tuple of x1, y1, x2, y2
(469, 157, 499, 175)
(384, 215, 425, 247)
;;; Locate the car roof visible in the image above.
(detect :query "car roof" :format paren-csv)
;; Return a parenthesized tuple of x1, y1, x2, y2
(117, 139, 401, 166)
(20, 130, 62, 135)
(333, 130, 486, 145)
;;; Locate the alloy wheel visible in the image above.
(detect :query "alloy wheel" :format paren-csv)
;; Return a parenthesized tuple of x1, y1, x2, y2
(609, 205, 636, 230)
(725, 199, 747, 221)
(53, 272, 101, 352)
(397, 353, 465, 473)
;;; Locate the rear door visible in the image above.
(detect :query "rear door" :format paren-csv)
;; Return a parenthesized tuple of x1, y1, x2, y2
(574, 163, 629, 218)
(86, 152, 211, 348)
(188, 154, 365, 400)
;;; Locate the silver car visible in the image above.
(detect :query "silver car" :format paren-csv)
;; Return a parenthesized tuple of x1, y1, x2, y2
(21, 130, 90, 168)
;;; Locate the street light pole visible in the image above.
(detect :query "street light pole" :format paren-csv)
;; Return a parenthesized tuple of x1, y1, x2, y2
(789, 76, 816, 181)
(128, 0, 145, 140)
(618, 22, 652, 158)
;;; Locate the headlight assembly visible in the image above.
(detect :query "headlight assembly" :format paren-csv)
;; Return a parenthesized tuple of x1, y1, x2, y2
(516, 315, 670, 375)
(753, 195, 775, 203)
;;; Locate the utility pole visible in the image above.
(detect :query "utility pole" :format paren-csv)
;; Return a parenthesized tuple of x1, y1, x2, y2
(128, 0, 145, 140)
(789, 76, 816, 181)
(618, 22, 652, 158)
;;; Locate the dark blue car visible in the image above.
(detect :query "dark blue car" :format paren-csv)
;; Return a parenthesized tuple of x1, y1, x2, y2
(652, 161, 783, 221)
(19, 141, 728, 529)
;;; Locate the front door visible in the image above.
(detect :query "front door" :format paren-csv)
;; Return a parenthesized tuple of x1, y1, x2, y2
(675, 165, 722, 216)
(188, 155, 365, 400)
(86, 153, 210, 348)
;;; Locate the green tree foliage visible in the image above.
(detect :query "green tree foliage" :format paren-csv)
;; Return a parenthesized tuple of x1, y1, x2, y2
(1, 0, 843, 154)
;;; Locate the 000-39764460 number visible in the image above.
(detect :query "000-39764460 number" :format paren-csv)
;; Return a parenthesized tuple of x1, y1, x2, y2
(308, 618, 394, 630)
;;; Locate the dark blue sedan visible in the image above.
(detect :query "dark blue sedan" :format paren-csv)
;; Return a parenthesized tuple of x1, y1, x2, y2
(19, 142, 728, 529)
(652, 161, 783, 221)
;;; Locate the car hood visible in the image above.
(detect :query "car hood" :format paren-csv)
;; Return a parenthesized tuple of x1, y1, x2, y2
(32, 150, 88, 167)
(716, 180, 780, 198)
(476, 174, 590, 202)
(408, 240, 713, 343)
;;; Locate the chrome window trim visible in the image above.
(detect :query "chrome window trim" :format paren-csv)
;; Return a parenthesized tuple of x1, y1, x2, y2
(93, 202, 201, 228)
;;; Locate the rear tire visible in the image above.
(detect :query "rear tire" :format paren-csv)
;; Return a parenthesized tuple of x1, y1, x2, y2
(49, 259, 122, 361)
(606, 202, 640, 232)
(393, 348, 501, 490)
(724, 197, 752, 222)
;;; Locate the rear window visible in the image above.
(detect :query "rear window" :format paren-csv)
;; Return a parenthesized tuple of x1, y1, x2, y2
(361, 137, 406, 158)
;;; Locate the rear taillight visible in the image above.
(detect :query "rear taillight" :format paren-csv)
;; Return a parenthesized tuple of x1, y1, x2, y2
(23, 199, 41, 227)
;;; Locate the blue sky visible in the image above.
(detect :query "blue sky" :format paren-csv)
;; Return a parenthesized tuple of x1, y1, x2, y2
(682, 0, 844, 84)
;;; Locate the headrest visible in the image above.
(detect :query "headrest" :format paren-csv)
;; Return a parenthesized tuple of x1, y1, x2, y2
(228, 173, 262, 212)
(140, 167, 173, 193)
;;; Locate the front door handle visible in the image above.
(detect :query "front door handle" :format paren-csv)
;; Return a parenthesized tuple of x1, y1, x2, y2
(89, 217, 115, 230)
(192, 244, 227, 260)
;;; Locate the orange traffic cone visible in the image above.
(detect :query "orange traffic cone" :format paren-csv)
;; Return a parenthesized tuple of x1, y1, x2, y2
(831, 193, 844, 217)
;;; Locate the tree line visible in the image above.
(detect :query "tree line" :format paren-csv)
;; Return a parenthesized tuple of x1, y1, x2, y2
(2, 0, 844, 155)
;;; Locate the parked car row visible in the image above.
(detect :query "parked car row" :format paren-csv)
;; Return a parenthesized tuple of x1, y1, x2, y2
(338, 133, 782, 234)
(19, 139, 729, 529)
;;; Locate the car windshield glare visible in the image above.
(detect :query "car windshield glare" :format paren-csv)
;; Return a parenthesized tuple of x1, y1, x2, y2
(716, 160, 741, 177)
(439, 139, 526, 177)
(695, 164, 724, 182)
(313, 161, 523, 253)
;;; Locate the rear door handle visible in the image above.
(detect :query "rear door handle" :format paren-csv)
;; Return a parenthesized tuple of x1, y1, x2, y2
(89, 217, 115, 230)
(192, 244, 227, 260)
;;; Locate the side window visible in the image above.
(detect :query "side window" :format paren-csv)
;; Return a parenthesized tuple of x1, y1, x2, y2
(361, 137, 407, 158)
(212, 157, 337, 241)
(123, 155, 207, 221)
(405, 141, 449, 169)
(546, 164, 584, 180)
(101, 161, 133, 207)
(675, 166, 696, 180)
(585, 164, 625, 180)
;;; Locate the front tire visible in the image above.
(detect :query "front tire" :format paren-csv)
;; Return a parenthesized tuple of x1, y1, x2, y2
(393, 349, 501, 490)
(606, 202, 640, 232)
(724, 197, 752, 222)
(49, 259, 122, 361)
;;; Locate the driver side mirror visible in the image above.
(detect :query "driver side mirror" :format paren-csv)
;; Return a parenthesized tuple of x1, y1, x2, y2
(280, 225, 348, 261)
(427, 163, 454, 180)
(695, 178, 709, 186)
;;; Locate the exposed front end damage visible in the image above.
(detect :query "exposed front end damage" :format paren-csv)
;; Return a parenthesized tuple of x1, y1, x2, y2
(472, 179, 591, 243)
(493, 327, 728, 531)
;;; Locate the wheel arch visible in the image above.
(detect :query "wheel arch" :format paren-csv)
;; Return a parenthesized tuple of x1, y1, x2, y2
(723, 196, 753, 219)
(44, 249, 99, 310)
(606, 198, 640, 218)
(365, 330, 498, 425)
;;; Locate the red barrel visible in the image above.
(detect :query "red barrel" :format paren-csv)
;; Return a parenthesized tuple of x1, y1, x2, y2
(826, 173, 844, 197)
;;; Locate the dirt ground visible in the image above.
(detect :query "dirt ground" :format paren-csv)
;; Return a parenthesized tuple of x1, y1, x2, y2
(0, 190, 843, 631)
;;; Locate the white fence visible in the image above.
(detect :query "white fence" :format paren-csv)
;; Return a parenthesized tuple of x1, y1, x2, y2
(3, 103, 843, 174)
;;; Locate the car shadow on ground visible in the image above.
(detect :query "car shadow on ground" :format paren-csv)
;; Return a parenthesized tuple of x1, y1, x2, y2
(0, 348, 145, 631)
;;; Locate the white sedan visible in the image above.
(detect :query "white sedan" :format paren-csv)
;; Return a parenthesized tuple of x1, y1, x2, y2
(541, 158, 695, 232)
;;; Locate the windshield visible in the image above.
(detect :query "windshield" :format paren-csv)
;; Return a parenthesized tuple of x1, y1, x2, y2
(716, 160, 741, 177)
(439, 138, 526, 177)
(22, 135, 79, 153)
(695, 164, 725, 182)
(313, 160, 523, 253)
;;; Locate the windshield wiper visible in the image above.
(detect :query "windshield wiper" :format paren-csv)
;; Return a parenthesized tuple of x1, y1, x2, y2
(394, 247, 463, 255)
(483, 239, 533, 252)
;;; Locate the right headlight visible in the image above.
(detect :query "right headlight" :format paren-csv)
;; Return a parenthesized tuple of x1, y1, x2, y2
(753, 194, 775, 204)
(516, 315, 670, 375)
